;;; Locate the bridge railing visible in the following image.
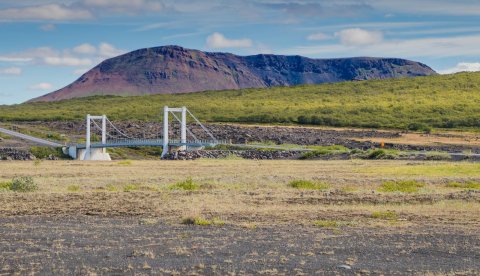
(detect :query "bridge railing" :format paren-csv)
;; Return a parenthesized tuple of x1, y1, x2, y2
(79, 138, 229, 148)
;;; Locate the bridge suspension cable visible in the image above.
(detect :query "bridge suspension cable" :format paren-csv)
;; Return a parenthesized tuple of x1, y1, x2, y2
(105, 118, 133, 139)
(169, 111, 199, 142)
(186, 109, 218, 143)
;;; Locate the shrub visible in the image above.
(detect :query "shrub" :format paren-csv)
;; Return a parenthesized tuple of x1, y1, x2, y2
(289, 180, 329, 190)
(378, 180, 425, 193)
(11, 176, 37, 192)
(446, 181, 480, 190)
(169, 177, 199, 191)
(367, 149, 386, 159)
(371, 211, 398, 220)
(30, 146, 68, 159)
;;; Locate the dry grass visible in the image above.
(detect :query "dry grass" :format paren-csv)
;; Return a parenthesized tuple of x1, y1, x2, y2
(0, 160, 479, 229)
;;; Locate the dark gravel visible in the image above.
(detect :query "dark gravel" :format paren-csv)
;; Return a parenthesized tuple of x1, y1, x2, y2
(0, 216, 478, 275)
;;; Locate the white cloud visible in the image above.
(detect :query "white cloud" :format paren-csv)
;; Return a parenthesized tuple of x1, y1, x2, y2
(307, 32, 331, 41)
(73, 43, 97, 55)
(40, 23, 56, 31)
(0, 4, 93, 21)
(43, 56, 93, 66)
(98, 43, 126, 57)
(29, 82, 53, 91)
(0, 67, 22, 75)
(0, 43, 125, 68)
(438, 62, 480, 74)
(335, 28, 383, 46)
(206, 32, 253, 49)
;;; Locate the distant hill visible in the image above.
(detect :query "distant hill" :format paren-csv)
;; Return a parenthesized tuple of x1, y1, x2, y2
(29, 45, 436, 102)
(6, 72, 480, 131)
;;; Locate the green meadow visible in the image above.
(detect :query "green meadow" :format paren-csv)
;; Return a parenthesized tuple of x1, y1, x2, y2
(1, 72, 480, 130)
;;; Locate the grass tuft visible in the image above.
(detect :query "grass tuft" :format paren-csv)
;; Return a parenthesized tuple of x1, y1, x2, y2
(371, 211, 398, 220)
(181, 216, 224, 226)
(169, 177, 199, 191)
(313, 220, 338, 228)
(67, 185, 81, 192)
(0, 181, 12, 192)
(446, 181, 480, 190)
(378, 180, 425, 193)
(288, 180, 329, 190)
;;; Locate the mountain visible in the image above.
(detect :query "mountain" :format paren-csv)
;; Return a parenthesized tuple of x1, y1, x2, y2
(30, 45, 436, 102)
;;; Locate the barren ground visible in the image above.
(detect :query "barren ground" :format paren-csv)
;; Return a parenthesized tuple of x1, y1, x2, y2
(0, 160, 479, 274)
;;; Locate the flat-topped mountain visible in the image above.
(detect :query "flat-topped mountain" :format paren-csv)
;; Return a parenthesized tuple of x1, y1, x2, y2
(30, 45, 436, 102)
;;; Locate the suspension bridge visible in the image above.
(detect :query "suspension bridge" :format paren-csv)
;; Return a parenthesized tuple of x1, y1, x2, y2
(0, 106, 224, 160)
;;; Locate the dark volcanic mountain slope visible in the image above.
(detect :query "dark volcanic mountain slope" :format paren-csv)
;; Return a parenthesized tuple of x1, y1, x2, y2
(30, 45, 436, 102)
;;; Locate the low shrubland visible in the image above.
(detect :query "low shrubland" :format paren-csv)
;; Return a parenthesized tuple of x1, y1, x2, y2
(1, 72, 480, 131)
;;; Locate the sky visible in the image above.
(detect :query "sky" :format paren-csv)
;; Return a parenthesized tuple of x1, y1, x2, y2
(1, 0, 480, 104)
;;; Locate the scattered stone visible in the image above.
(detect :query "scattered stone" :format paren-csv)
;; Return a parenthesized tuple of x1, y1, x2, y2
(162, 150, 303, 160)
(0, 148, 35, 161)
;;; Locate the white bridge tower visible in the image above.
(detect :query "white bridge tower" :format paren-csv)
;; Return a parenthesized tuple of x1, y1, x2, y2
(162, 106, 187, 157)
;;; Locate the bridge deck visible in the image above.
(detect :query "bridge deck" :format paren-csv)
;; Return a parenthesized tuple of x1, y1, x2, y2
(75, 139, 222, 149)
(0, 127, 64, 147)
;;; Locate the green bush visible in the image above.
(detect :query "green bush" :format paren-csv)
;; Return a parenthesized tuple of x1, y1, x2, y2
(367, 149, 386, 159)
(11, 176, 37, 192)
(288, 180, 329, 190)
(378, 180, 425, 193)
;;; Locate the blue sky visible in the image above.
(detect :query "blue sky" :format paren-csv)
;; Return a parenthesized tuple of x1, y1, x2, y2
(1, 0, 480, 104)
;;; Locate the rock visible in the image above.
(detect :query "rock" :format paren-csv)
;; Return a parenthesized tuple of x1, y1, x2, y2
(337, 264, 352, 270)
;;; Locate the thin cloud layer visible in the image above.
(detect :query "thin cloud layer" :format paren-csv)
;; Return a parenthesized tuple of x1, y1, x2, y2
(0, 67, 22, 75)
(29, 82, 53, 90)
(307, 32, 331, 41)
